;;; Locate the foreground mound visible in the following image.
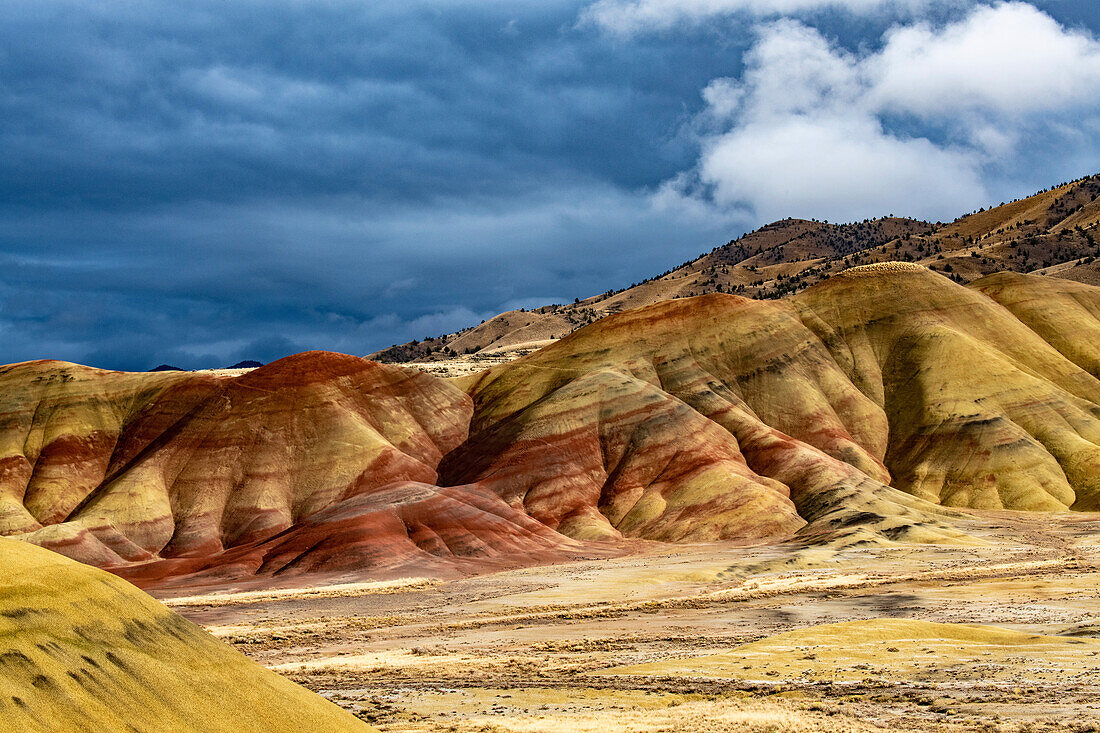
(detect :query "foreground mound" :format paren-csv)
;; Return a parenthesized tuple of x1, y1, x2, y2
(0, 537, 373, 732)
(605, 618, 1100, 683)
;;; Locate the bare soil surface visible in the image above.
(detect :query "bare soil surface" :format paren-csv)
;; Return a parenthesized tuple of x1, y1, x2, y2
(167, 512, 1100, 731)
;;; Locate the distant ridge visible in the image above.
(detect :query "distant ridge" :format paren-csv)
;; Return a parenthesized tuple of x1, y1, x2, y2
(373, 173, 1100, 362)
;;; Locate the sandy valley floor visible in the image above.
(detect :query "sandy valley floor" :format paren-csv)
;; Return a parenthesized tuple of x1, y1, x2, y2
(166, 512, 1100, 732)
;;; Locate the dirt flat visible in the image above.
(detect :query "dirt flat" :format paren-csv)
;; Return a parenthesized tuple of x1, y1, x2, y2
(166, 512, 1100, 731)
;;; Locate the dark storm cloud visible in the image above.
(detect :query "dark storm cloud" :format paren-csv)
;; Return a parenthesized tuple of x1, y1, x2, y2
(0, 0, 751, 369)
(0, 0, 1098, 369)
(0, 0, 712, 208)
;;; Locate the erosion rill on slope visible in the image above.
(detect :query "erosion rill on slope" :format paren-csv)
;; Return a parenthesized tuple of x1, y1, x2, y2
(1, 266, 1100, 592)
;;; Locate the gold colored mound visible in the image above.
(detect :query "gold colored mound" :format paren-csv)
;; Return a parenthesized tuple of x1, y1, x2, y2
(606, 618, 1100, 683)
(0, 537, 374, 732)
(448, 266, 1100, 547)
(796, 267, 1100, 512)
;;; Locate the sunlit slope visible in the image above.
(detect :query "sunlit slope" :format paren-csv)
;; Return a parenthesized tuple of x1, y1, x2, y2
(796, 264, 1100, 510)
(0, 537, 374, 732)
(447, 264, 1100, 543)
(446, 271, 962, 545)
(971, 271, 1100, 380)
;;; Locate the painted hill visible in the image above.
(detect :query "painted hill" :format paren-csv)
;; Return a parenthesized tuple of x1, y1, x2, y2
(0, 352, 588, 589)
(0, 536, 373, 732)
(442, 265, 1100, 552)
(4, 266, 1100, 590)
(372, 174, 1100, 362)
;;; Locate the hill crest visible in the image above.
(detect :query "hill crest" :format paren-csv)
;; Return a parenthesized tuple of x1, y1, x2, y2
(372, 174, 1100, 364)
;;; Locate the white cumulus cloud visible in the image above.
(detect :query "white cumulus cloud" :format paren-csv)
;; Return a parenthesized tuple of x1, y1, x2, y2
(694, 114, 985, 222)
(869, 2, 1100, 116)
(662, 2, 1100, 224)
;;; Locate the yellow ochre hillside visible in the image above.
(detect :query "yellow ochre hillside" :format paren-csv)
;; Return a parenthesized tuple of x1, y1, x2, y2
(0, 537, 375, 732)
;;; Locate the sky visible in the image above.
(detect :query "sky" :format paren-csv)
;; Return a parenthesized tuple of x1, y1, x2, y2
(2, 1, 1100, 369)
